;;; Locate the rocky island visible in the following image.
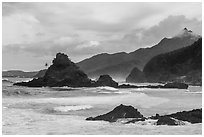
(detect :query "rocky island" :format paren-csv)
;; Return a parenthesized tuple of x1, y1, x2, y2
(86, 104, 202, 126)
(14, 53, 119, 88)
(14, 53, 189, 89)
(86, 104, 145, 122)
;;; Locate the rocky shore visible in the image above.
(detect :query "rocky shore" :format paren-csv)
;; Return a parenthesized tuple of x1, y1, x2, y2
(86, 104, 202, 126)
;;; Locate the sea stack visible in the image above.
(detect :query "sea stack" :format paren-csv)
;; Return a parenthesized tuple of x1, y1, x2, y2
(14, 53, 93, 87)
(14, 53, 119, 88)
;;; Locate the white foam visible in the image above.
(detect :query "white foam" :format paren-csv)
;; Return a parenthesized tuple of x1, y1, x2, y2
(2, 79, 13, 83)
(114, 91, 131, 94)
(53, 105, 93, 112)
(97, 86, 118, 91)
(185, 91, 202, 94)
(99, 91, 112, 94)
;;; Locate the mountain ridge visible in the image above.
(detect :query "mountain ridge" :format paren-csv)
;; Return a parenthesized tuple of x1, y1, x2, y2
(77, 28, 201, 80)
(127, 38, 202, 85)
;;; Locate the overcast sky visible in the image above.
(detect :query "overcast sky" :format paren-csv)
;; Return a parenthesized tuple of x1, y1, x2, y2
(2, 2, 202, 71)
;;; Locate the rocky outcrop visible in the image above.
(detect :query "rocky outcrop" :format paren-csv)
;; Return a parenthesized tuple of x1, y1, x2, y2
(163, 82, 188, 89)
(14, 53, 119, 88)
(149, 109, 202, 124)
(118, 82, 188, 89)
(86, 104, 145, 122)
(156, 116, 179, 126)
(166, 109, 202, 124)
(86, 104, 201, 126)
(94, 75, 118, 88)
(14, 53, 93, 87)
(14, 77, 45, 87)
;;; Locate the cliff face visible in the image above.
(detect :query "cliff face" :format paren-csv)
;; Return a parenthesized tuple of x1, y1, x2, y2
(143, 38, 202, 85)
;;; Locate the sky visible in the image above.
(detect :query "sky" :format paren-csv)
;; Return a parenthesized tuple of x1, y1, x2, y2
(2, 2, 202, 71)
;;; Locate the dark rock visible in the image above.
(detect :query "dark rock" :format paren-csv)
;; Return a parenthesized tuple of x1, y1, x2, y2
(118, 84, 164, 89)
(166, 109, 202, 124)
(118, 84, 139, 88)
(149, 113, 160, 120)
(163, 82, 188, 89)
(14, 53, 93, 87)
(150, 109, 202, 124)
(118, 82, 188, 89)
(156, 116, 179, 126)
(14, 53, 119, 88)
(14, 78, 46, 87)
(126, 67, 146, 83)
(86, 104, 144, 122)
(94, 75, 118, 88)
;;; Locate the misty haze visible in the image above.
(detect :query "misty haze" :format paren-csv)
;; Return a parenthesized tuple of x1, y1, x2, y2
(2, 2, 202, 135)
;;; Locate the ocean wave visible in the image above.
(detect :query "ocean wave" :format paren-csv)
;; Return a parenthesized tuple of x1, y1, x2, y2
(185, 91, 202, 94)
(50, 86, 81, 91)
(97, 86, 118, 91)
(114, 91, 131, 94)
(53, 105, 93, 112)
(2, 79, 13, 83)
(98, 91, 113, 94)
(14, 79, 33, 83)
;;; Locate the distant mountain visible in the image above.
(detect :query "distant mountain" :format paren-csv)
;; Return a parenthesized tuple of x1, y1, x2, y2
(142, 38, 202, 85)
(77, 52, 130, 75)
(33, 69, 47, 78)
(77, 28, 201, 80)
(88, 60, 139, 81)
(126, 67, 146, 83)
(2, 70, 38, 78)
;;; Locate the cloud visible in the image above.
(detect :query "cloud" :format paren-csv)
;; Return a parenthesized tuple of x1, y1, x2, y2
(98, 15, 202, 53)
(76, 41, 100, 49)
(2, 2, 202, 71)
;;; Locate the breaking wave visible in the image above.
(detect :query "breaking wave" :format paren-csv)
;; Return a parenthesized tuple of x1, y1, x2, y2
(97, 86, 118, 91)
(2, 79, 13, 83)
(53, 105, 93, 112)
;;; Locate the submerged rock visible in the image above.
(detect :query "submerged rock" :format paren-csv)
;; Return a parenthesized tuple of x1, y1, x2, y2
(86, 104, 144, 122)
(156, 116, 179, 126)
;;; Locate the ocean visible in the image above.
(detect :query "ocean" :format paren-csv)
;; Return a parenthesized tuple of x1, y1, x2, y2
(2, 77, 202, 135)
